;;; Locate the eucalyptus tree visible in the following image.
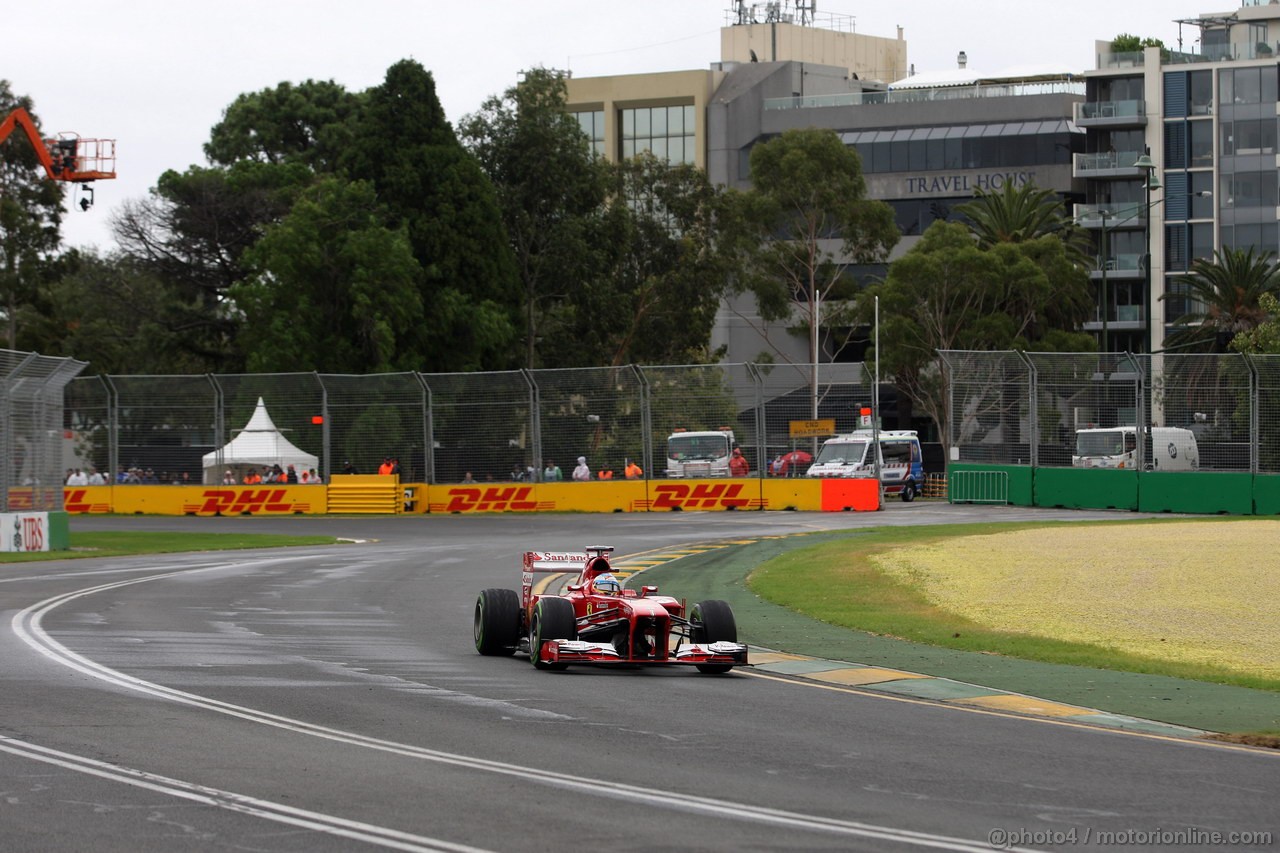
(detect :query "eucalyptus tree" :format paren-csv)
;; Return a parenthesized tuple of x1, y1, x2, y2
(0, 82, 65, 349)
(728, 127, 898, 413)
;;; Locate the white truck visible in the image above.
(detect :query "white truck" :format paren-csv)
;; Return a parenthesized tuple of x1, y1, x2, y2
(805, 429, 925, 502)
(1072, 426, 1199, 471)
(665, 428, 735, 478)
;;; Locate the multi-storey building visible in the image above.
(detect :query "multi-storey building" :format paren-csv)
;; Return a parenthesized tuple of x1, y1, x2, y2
(566, 5, 1084, 371)
(570, 3, 1280, 366)
(1079, 0, 1280, 354)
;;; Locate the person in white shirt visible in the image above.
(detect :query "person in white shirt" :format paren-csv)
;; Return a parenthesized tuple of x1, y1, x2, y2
(572, 456, 591, 481)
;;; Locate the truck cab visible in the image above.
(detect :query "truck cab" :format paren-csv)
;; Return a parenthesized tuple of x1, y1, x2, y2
(665, 428, 735, 478)
(805, 429, 925, 501)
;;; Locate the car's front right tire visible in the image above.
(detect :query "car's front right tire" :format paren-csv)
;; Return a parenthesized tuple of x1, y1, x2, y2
(474, 588, 521, 656)
(690, 599, 737, 674)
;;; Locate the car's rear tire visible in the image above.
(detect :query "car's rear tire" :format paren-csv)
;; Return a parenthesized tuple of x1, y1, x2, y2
(690, 599, 737, 674)
(474, 588, 521, 656)
(530, 597, 577, 670)
(901, 481, 917, 502)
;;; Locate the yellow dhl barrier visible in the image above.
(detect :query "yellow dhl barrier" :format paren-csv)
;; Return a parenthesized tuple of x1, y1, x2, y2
(64, 485, 327, 516)
(62, 478, 882, 515)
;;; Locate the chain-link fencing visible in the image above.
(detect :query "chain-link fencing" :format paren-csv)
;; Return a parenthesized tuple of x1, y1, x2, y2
(2, 349, 87, 510)
(942, 351, 1278, 472)
(62, 364, 886, 486)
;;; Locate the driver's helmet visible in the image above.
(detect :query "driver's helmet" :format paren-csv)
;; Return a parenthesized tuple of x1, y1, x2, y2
(593, 573, 622, 596)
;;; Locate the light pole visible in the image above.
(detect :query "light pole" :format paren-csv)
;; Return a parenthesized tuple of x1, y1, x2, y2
(1134, 152, 1159, 353)
(1098, 208, 1112, 354)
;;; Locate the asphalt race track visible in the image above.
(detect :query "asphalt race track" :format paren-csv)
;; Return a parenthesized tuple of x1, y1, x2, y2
(3, 505, 1277, 852)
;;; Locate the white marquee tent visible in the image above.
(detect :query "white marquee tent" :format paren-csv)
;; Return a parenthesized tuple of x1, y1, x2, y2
(201, 398, 318, 484)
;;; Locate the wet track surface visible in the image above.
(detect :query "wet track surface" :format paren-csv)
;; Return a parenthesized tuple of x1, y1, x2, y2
(3, 506, 1277, 851)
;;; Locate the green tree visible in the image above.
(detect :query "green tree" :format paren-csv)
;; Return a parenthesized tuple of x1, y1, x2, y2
(1163, 247, 1280, 352)
(233, 177, 423, 372)
(111, 161, 311, 371)
(459, 68, 609, 369)
(1231, 292, 1280, 353)
(339, 59, 520, 371)
(860, 221, 1093, 454)
(580, 152, 733, 367)
(1111, 34, 1167, 53)
(21, 251, 213, 373)
(728, 128, 898, 411)
(0, 83, 65, 350)
(205, 79, 361, 170)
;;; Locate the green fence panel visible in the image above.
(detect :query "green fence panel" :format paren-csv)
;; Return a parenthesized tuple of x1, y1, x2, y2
(1254, 474, 1280, 515)
(48, 511, 70, 551)
(948, 464, 1032, 506)
(1138, 472, 1253, 515)
(1034, 467, 1138, 511)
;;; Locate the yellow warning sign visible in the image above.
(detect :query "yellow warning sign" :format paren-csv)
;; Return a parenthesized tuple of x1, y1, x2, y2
(789, 419, 835, 438)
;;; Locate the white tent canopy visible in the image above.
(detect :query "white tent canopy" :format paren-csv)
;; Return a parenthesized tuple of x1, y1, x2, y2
(201, 398, 318, 484)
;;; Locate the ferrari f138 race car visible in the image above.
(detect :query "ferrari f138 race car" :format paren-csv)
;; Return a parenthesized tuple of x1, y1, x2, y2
(474, 545, 748, 673)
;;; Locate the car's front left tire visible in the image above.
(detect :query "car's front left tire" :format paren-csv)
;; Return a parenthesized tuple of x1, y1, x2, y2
(530, 597, 577, 670)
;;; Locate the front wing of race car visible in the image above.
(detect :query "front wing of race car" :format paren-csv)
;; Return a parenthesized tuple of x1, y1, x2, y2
(536, 639, 749, 667)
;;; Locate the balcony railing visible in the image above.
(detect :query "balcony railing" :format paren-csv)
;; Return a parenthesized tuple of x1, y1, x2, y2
(1076, 99, 1146, 122)
(1074, 202, 1148, 228)
(762, 79, 1083, 110)
(1074, 150, 1148, 174)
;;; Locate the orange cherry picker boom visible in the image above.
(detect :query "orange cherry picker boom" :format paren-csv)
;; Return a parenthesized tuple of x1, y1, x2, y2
(0, 107, 116, 209)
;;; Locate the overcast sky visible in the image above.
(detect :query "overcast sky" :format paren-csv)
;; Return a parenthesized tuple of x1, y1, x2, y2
(8, 0, 1201, 250)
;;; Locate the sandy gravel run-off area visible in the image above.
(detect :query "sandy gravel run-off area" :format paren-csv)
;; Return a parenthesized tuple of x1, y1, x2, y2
(871, 520, 1280, 679)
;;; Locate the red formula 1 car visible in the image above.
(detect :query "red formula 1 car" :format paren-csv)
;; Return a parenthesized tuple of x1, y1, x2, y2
(473, 545, 748, 673)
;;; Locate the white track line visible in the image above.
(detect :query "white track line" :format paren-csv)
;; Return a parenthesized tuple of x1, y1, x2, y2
(0, 737, 489, 853)
(10, 562, 1034, 852)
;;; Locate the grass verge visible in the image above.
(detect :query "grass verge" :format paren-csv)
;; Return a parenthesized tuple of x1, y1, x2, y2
(0, 531, 339, 562)
(747, 520, 1280, 693)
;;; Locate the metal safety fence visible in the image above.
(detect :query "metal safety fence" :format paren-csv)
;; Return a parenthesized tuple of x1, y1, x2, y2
(61, 364, 875, 486)
(940, 350, 1280, 472)
(1, 349, 88, 511)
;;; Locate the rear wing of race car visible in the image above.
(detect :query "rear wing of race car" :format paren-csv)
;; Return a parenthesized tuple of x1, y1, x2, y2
(521, 546, 614, 608)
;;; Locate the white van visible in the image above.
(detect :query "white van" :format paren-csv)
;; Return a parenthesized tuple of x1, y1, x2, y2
(805, 430, 925, 501)
(1072, 426, 1199, 471)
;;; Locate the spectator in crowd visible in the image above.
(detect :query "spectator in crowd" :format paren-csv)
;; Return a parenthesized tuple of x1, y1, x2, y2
(87, 468, 106, 486)
(222, 469, 236, 485)
(543, 460, 563, 481)
(729, 447, 749, 477)
(624, 459, 643, 479)
(389, 457, 401, 477)
(462, 471, 476, 483)
(286, 464, 299, 484)
(243, 468, 262, 485)
(510, 463, 525, 481)
(378, 457, 394, 475)
(572, 456, 591, 481)
(66, 468, 88, 486)
(597, 468, 613, 480)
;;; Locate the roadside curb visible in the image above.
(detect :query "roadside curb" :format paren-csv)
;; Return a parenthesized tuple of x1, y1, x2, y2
(744, 648, 1205, 738)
